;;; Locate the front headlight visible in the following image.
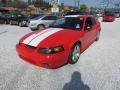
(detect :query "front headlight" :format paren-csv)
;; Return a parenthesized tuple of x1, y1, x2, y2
(22, 21, 27, 23)
(38, 46, 64, 54)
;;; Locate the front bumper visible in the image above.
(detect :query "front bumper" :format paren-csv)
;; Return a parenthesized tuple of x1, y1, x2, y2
(103, 17, 114, 22)
(16, 44, 68, 69)
(29, 24, 38, 30)
(21, 21, 29, 26)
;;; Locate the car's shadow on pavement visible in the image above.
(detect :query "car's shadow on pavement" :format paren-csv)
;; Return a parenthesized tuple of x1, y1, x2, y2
(63, 71, 90, 90)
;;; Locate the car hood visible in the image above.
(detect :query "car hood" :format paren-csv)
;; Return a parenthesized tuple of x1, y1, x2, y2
(30, 20, 39, 23)
(21, 28, 81, 48)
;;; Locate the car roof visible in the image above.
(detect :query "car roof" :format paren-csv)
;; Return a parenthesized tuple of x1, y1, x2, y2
(64, 15, 93, 18)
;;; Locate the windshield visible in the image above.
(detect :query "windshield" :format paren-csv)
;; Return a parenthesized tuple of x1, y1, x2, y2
(104, 12, 114, 16)
(50, 17, 84, 30)
(28, 14, 41, 19)
(32, 15, 44, 20)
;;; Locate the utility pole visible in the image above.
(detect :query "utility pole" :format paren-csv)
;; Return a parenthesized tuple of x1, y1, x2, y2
(28, 0, 32, 5)
(75, 0, 80, 10)
(75, 0, 77, 9)
(78, 0, 80, 9)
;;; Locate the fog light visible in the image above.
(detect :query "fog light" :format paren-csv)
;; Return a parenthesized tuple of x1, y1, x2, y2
(43, 63, 50, 66)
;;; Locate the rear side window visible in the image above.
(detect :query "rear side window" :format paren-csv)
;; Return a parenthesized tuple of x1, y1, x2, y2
(50, 17, 84, 30)
(91, 18, 96, 25)
(85, 17, 93, 30)
(42, 16, 58, 20)
(86, 17, 96, 25)
(86, 18, 93, 25)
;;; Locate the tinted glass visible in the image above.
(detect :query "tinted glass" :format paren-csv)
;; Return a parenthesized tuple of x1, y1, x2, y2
(28, 14, 43, 19)
(42, 16, 58, 20)
(50, 17, 84, 30)
(91, 18, 96, 25)
(32, 15, 44, 20)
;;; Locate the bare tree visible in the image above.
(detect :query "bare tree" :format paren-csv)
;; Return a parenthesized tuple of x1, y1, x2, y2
(111, 0, 120, 8)
(102, 0, 120, 8)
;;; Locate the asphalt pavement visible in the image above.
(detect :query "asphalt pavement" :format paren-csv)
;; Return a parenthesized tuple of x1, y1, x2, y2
(0, 18, 120, 90)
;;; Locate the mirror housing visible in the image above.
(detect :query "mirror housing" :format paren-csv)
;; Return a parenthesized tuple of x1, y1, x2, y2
(86, 25, 92, 31)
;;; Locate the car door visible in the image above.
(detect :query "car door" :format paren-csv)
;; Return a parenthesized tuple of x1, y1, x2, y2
(91, 17, 98, 41)
(12, 14, 17, 24)
(83, 17, 97, 49)
(41, 16, 58, 27)
(16, 14, 23, 24)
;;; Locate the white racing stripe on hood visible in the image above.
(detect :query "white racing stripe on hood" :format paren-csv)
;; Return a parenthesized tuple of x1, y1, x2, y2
(23, 28, 63, 47)
(22, 29, 49, 45)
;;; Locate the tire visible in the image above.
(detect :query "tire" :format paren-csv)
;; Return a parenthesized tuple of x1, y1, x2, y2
(96, 31, 100, 41)
(68, 43, 81, 64)
(37, 24, 45, 30)
(9, 21, 13, 25)
(19, 22, 22, 27)
(26, 22, 29, 27)
(4, 21, 7, 24)
(31, 29, 37, 31)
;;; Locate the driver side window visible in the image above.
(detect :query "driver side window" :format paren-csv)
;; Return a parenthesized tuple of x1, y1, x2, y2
(42, 16, 58, 20)
(85, 17, 93, 30)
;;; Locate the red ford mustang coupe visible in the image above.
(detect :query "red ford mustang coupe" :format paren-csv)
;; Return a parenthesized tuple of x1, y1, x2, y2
(16, 15, 101, 69)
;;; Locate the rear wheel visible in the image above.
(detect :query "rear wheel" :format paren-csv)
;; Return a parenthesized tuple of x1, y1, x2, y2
(26, 22, 29, 27)
(68, 43, 81, 64)
(96, 31, 100, 41)
(4, 21, 7, 24)
(9, 21, 13, 25)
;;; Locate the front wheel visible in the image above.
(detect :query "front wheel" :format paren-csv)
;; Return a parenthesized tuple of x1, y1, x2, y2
(68, 43, 81, 64)
(37, 24, 45, 30)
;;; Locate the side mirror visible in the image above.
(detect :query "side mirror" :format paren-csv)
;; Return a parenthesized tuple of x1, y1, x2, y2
(86, 25, 92, 30)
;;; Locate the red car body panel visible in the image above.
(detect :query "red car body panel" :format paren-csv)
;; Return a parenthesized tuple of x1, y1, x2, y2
(103, 16, 115, 22)
(16, 15, 101, 68)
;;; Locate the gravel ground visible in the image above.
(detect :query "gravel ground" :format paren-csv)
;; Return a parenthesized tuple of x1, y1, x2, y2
(0, 18, 120, 90)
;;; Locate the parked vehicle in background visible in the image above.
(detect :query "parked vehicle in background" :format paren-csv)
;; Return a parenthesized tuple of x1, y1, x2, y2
(28, 14, 42, 20)
(63, 11, 88, 16)
(29, 15, 59, 31)
(64, 11, 99, 20)
(0, 13, 5, 24)
(8, 14, 29, 27)
(0, 13, 10, 24)
(103, 12, 115, 22)
(114, 12, 120, 18)
(17, 16, 29, 27)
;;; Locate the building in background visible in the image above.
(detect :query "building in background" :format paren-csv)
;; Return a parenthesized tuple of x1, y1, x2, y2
(0, 0, 17, 13)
